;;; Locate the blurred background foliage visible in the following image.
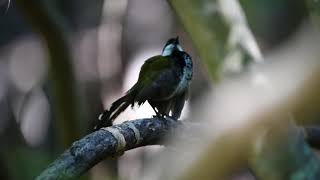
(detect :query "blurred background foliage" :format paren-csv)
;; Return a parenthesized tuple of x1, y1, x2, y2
(0, 0, 316, 179)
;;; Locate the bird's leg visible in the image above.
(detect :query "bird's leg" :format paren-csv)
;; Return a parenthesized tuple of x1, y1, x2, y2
(151, 106, 158, 114)
(151, 105, 161, 118)
(167, 111, 178, 121)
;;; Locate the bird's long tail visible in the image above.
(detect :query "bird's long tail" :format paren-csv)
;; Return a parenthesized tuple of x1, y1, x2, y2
(95, 94, 134, 130)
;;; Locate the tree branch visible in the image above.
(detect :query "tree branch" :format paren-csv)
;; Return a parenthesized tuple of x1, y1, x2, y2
(168, 0, 262, 81)
(36, 117, 180, 180)
(35, 115, 320, 180)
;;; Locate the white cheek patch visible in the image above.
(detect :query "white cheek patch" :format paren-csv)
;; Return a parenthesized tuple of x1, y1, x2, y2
(162, 44, 174, 56)
(162, 44, 184, 56)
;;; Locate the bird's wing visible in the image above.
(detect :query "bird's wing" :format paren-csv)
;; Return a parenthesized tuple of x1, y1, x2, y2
(137, 55, 173, 86)
(128, 55, 175, 103)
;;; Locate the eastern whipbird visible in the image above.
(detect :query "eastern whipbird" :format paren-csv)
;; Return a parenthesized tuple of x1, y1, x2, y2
(95, 37, 193, 129)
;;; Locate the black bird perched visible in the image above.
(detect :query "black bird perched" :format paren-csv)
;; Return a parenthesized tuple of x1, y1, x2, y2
(95, 37, 193, 129)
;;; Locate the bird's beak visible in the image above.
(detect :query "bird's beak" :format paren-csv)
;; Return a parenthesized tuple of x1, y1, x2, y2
(175, 36, 180, 44)
(174, 36, 183, 52)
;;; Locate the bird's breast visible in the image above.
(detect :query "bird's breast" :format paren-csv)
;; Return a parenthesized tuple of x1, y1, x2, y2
(168, 56, 193, 98)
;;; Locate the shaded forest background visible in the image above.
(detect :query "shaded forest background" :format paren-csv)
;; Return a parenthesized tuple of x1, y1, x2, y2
(0, 0, 317, 179)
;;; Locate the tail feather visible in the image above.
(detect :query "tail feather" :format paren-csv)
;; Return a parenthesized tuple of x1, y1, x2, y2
(95, 94, 133, 130)
(109, 101, 130, 120)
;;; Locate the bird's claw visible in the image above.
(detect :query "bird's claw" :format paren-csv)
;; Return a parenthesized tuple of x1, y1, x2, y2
(152, 114, 163, 118)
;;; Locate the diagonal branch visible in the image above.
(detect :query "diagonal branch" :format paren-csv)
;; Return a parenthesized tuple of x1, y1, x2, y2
(35, 114, 320, 180)
(36, 117, 180, 180)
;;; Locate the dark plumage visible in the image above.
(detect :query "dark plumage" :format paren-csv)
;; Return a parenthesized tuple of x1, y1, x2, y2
(95, 37, 193, 129)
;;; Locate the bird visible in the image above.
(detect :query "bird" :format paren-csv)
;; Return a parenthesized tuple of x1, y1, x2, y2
(95, 37, 193, 129)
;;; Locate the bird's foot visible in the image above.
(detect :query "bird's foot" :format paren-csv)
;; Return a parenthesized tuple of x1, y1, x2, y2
(152, 114, 165, 119)
(94, 110, 113, 131)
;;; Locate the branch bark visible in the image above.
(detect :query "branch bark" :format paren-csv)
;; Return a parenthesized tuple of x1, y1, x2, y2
(35, 114, 320, 180)
(36, 117, 180, 180)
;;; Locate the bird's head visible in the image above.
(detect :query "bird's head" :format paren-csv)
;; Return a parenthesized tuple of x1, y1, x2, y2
(162, 36, 184, 56)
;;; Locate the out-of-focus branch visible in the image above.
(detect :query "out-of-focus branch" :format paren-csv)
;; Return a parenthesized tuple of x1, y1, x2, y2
(36, 117, 180, 179)
(249, 121, 320, 180)
(16, 0, 80, 146)
(306, 0, 320, 27)
(169, 0, 227, 81)
(168, 0, 262, 81)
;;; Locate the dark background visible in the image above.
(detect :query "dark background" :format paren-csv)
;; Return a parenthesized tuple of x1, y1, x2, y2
(0, 0, 308, 179)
